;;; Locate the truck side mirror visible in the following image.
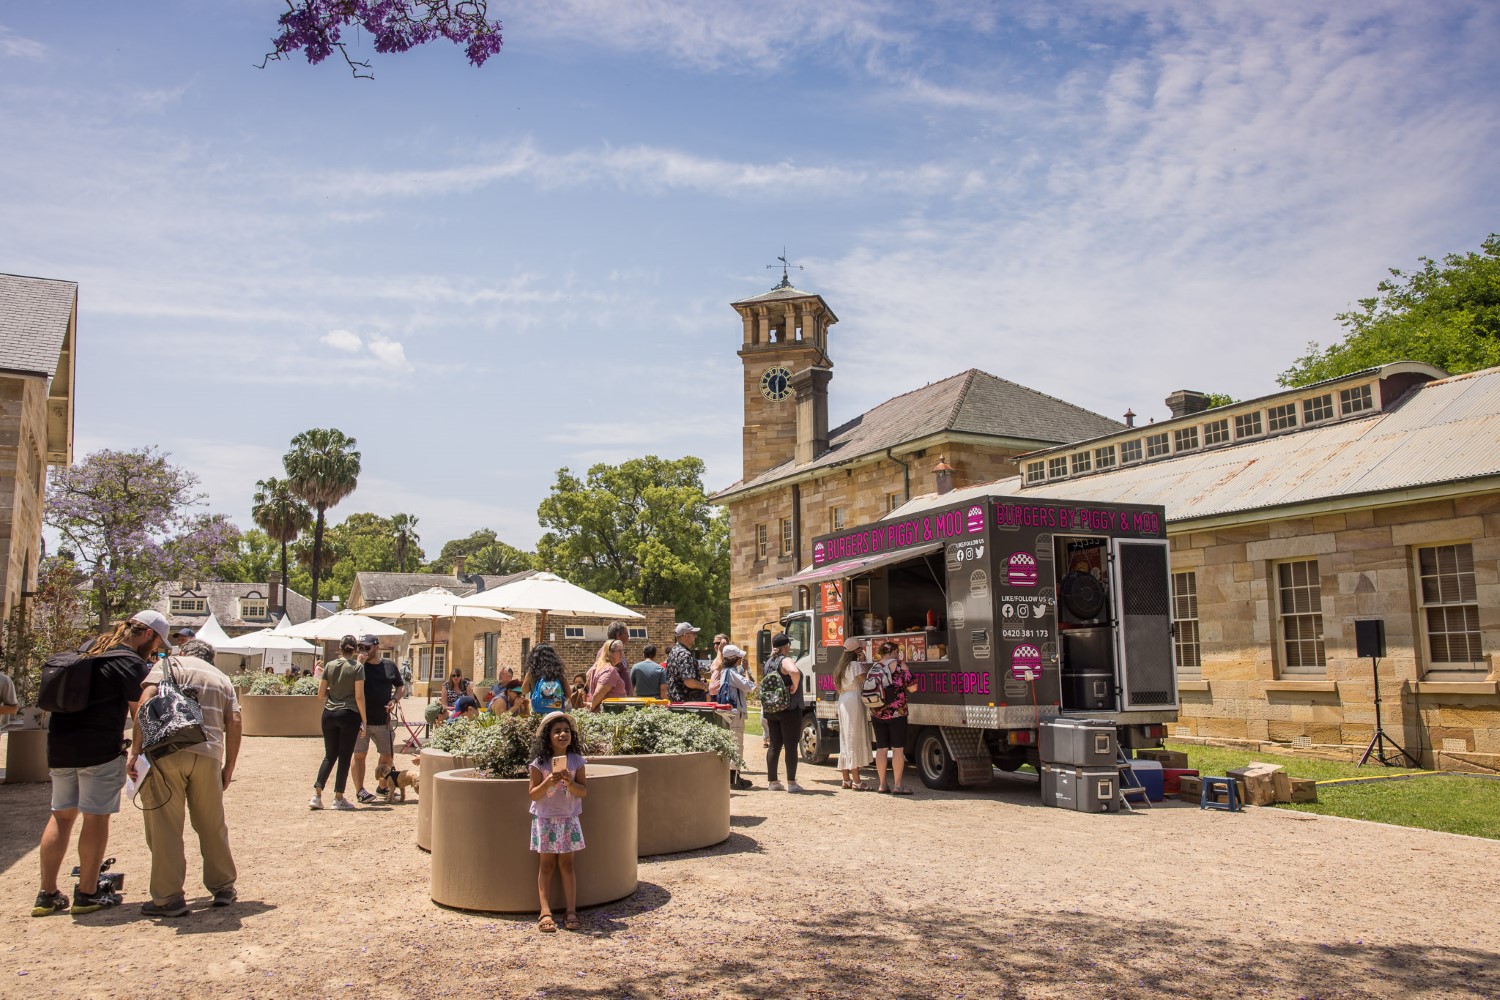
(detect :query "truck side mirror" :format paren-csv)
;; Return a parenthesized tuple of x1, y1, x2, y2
(756, 628, 771, 666)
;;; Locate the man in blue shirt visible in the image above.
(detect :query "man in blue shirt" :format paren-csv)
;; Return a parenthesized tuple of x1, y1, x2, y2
(629, 645, 666, 699)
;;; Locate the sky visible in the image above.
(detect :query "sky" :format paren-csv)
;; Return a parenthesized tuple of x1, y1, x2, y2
(4, 1, 1499, 557)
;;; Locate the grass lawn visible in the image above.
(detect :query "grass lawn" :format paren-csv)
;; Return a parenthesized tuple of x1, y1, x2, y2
(1164, 741, 1500, 839)
(745, 708, 762, 737)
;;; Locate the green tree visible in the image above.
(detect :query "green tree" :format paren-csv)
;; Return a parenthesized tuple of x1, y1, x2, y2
(468, 541, 538, 576)
(251, 476, 313, 605)
(218, 528, 281, 584)
(536, 455, 730, 637)
(283, 428, 362, 614)
(1, 557, 94, 707)
(391, 512, 422, 572)
(1280, 234, 1500, 386)
(423, 529, 535, 575)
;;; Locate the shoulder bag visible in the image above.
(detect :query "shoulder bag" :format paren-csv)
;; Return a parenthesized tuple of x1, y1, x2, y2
(139, 658, 207, 762)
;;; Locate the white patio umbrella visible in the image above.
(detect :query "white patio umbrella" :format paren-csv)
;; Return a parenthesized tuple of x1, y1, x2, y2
(453, 572, 642, 643)
(279, 611, 406, 641)
(212, 628, 316, 656)
(360, 588, 513, 686)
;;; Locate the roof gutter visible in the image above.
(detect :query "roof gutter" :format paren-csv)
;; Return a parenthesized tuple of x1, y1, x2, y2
(885, 448, 910, 506)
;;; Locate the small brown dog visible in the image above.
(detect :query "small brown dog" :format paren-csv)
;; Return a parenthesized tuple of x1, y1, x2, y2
(375, 763, 420, 804)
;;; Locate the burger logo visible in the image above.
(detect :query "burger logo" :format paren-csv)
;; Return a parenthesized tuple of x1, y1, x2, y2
(1007, 551, 1038, 587)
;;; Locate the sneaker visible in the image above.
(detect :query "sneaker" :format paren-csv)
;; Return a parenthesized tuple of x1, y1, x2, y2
(786, 781, 804, 793)
(141, 896, 189, 918)
(356, 789, 377, 804)
(211, 887, 237, 908)
(331, 797, 357, 811)
(31, 890, 68, 917)
(308, 793, 324, 810)
(767, 780, 786, 791)
(71, 883, 122, 915)
(734, 777, 754, 790)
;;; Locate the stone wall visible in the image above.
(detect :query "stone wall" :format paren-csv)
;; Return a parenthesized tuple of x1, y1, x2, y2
(0, 374, 48, 619)
(1171, 492, 1500, 770)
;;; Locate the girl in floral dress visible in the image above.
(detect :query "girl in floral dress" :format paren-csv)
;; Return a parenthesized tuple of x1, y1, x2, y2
(528, 711, 588, 931)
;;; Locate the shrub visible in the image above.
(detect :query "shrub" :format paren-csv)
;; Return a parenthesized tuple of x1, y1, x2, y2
(428, 707, 743, 778)
(290, 676, 321, 696)
(249, 674, 288, 696)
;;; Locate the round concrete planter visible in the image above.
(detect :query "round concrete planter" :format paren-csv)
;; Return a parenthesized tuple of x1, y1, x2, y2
(417, 748, 475, 853)
(3, 728, 50, 784)
(430, 764, 638, 913)
(590, 751, 730, 856)
(239, 695, 324, 737)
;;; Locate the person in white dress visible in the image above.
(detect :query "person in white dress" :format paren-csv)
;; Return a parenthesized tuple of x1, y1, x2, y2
(834, 636, 874, 789)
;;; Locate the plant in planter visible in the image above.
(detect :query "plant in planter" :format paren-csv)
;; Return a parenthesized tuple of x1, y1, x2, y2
(581, 707, 743, 769)
(290, 675, 320, 696)
(248, 674, 289, 696)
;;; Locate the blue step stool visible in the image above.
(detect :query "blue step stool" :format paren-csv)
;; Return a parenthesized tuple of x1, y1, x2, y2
(1200, 776, 1241, 811)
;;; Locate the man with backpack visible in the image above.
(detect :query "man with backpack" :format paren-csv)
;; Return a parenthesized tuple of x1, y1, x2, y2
(32, 610, 164, 917)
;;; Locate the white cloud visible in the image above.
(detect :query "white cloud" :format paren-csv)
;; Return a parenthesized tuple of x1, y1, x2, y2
(321, 329, 364, 352)
(0, 25, 46, 60)
(367, 337, 410, 369)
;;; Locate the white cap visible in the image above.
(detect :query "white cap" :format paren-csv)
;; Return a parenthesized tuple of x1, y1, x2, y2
(129, 609, 171, 646)
(674, 622, 700, 637)
(721, 644, 745, 660)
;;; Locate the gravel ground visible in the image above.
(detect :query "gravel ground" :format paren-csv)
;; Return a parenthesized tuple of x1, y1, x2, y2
(2, 706, 1498, 1000)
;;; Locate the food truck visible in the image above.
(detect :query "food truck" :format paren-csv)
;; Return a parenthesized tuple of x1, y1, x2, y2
(756, 494, 1179, 789)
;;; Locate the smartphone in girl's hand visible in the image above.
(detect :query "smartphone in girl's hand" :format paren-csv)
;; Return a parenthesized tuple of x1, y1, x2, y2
(551, 754, 568, 775)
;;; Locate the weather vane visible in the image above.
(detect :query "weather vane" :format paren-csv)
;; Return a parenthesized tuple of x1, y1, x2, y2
(767, 248, 803, 289)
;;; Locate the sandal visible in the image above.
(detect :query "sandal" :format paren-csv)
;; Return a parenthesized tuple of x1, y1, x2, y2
(538, 914, 557, 933)
(564, 912, 581, 931)
(877, 785, 891, 794)
(891, 785, 913, 795)
(840, 779, 853, 789)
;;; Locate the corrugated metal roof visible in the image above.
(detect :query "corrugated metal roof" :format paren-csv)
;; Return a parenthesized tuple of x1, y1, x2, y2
(891, 366, 1500, 523)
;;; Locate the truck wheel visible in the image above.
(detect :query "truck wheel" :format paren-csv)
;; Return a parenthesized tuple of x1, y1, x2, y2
(915, 728, 959, 790)
(799, 713, 832, 765)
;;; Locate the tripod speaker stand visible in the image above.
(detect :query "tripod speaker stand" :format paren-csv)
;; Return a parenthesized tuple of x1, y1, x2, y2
(1354, 619, 1417, 768)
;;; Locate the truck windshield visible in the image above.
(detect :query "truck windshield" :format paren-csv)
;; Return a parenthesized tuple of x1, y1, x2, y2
(786, 617, 810, 661)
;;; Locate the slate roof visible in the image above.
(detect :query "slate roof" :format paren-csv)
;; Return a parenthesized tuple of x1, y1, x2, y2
(892, 365, 1500, 525)
(0, 273, 76, 377)
(351, 569, 540, 607)
(150, 581, 316, 633)
(715, 368, 1123, 499)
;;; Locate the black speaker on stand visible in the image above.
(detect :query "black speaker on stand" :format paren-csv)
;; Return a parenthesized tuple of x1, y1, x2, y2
(1354, 619, 1417, 768)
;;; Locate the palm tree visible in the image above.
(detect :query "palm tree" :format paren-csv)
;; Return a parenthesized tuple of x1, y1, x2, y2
(250, 476, 312, 615)
(391, 513, 421, 573)
(282, 429, 362, 616)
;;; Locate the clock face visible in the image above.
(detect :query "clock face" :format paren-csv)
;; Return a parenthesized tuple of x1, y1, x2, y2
(760, 365, 792, 402)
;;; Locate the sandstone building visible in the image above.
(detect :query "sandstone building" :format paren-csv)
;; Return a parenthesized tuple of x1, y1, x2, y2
(897, 361, 1500, 770)
(0, 274, 76, 620)
(712, 278, 1121, 658)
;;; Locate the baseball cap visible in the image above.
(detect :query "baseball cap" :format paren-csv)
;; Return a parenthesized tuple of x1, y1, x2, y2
(129, 610, 171, 646)
(771, 632, 791, 648)
(358, 633, 380, 647)
(843, 636, 864, 652)
(177, 627, 197, 638)
(453, 695, 479, 713)
(721, 644, 745, 660)
(674, 622, 700, 637)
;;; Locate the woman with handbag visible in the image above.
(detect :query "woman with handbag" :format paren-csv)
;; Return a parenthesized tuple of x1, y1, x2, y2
(833, 637, 873, 789)
(309, 635, 367, 811)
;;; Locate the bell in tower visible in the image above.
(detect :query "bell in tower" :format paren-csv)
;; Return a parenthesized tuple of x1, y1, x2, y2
(731, 265, 837, 481)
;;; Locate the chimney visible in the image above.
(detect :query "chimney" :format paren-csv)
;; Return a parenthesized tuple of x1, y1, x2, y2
(268, 570, 283, 616)
(932, 457, 955, 495)
(453, 555, 468, 581)
(789, 367, 832, 465)
(1124, 408, 1136, 428)
(1165, 390, 1210, 419)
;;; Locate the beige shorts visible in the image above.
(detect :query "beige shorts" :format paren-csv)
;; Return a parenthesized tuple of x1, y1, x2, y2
(354, 723, 395, 756)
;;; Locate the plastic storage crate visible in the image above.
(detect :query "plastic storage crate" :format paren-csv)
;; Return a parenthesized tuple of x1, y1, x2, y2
(1039, 718, 1118, 767)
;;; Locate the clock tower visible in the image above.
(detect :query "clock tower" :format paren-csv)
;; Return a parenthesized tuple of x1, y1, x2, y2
(731, 276, 837, 481)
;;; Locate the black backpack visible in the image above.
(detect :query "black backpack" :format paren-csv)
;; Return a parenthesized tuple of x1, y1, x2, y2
(38, 643, 96, 714)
